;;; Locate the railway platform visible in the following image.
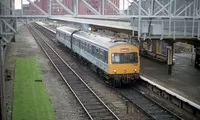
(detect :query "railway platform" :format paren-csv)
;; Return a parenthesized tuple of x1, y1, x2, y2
(36, 21, 200, 107)
(141, 53, 200, 105)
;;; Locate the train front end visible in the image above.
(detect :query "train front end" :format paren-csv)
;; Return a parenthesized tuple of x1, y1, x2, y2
(108, 44, 140, 86)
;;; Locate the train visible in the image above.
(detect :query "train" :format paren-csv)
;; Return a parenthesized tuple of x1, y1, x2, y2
(56, 26, 140, 87)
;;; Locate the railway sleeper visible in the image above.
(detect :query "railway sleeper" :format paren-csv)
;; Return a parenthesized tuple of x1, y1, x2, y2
(153, 114, 175, 120)
(88, 108, 107, 113)
(147, 109, 165, 114)
(143, 106, 160, 111)
(90, 111, 112, 116)
(83, 102, 102, 106)
(93, 116, 115, 120)
(133, 100, 151, 105)
(86, 106, 105, 110)
(139, 103, 155, 108)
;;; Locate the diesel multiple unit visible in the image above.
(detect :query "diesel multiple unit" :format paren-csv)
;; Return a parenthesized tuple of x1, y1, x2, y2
(56, 26, 140, 87)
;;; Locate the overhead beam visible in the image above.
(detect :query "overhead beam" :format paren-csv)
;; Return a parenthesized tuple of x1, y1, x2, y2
(54, 0, 74, 15)
(80, 0, 101, 15)
(27, 0, 48, 16)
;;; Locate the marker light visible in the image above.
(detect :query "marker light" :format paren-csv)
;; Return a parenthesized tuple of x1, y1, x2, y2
(134, 69, 137, 72)
(113, 69, 117, 73)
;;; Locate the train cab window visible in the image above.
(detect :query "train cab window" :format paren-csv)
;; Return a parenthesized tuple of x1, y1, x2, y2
(112, 54, 120, 63)
(112, 52, 138, 64)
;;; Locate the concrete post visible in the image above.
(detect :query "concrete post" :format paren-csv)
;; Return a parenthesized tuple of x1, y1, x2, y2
(167, 44, 173, 75)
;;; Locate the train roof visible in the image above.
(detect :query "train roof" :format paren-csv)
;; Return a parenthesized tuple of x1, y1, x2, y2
(56, 26, 132, 50)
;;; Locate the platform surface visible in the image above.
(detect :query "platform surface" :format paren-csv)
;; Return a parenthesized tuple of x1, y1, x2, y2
(141, 53, 200, 105)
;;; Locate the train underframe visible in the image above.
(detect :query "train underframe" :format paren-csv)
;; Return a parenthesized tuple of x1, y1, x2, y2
(109, 73, 140, 87)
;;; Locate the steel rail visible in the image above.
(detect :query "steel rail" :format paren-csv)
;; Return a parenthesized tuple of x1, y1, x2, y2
(27, 24, 120, 120)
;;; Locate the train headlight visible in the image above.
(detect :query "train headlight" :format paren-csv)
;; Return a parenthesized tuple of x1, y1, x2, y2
(134, 69, 137, 72)
(113, 69, 117, 73)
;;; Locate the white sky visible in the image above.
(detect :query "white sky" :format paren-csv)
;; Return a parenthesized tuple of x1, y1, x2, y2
(15, 0, 34, 9)
(15, 0, 131, 10)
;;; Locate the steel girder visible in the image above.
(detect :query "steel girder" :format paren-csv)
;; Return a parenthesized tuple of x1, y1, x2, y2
(127, 0, 200, 41)
(0, 0, 16, 119)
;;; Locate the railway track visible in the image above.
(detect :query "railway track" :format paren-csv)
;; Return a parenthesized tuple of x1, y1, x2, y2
(27, 24, 120, 120)
(116, 86, 182, 120)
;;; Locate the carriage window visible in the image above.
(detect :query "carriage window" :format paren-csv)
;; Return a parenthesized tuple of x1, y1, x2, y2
(99, 49, 104, 61)
(96, 48, 99, 58)
(92, 46, 95, 55)
(66, 35, 69, 41)
(112, 52, 138, 64)
(76, 39, 79, 46)
(89, 45, 92, 54)
(80, 41, 83, 49)
(85, 43, 87, 51)
(68, 35, 70, 41)
(73, 38, 75, 45)
(86, 43, 88, 52)
(104, 51, 108, 63)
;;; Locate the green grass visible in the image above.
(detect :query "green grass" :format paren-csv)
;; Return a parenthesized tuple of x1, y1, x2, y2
(13, 58, 56, 120)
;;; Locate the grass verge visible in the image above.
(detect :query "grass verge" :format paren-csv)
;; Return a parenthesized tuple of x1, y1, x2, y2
(12, 58, 55, 120)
